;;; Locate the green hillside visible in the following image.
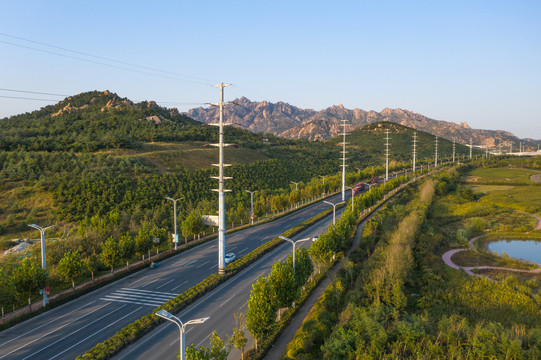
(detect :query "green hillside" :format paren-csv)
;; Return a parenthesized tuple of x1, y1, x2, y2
(328, 121, 481, 167)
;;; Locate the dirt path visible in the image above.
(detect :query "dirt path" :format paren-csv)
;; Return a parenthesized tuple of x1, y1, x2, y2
(534, 214, 541, 230)
(441, 235, 541, 280)
(530, 174, 541, 183)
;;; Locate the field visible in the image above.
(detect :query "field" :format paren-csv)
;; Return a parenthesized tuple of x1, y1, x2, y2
(465, 166, 540, 184)
(103, 142, 270, 171)
(0, 180, 58, 243)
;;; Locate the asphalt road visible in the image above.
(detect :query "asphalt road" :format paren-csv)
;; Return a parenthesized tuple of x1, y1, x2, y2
(114, 203, 347, 360)
(0, 191, 352, 360)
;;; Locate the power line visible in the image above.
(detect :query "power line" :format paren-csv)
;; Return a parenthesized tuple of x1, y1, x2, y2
(0, 36, 214, 86)
(0, 88, 69, 97)
(1, 32, 217, 84)
(0, 95, 59, 101)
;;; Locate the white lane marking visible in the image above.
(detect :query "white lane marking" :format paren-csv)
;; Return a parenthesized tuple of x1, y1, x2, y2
(196, 260, 210, 268)
(239, 247, 249, 254)
(219, 295, 235, 308)
(171, 280, 189, 292)
(183, 259, 197, 267)
(0, 300, 97, 348)
(128, 277, 146, 286)
(115, 290, 174, 300)
(196, 331, 214, 347)
(121, 288, 177, 296)
(211, 264, 218, 269)
(100, 298, 163, 307)
(1, 303, 112, 360)
(239, 302, 248, 310)
(157, 279, 175, 289)
(142, 278, 160, 287)
(119, 241, 289, 358)
(48, 306, 143, 360)
(229, 247, 237, 252)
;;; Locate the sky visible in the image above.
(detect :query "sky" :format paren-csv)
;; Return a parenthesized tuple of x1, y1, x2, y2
(1, 0, 540, 139)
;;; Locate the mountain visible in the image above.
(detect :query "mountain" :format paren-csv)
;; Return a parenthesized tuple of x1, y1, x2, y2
(188, 97, 539, 150)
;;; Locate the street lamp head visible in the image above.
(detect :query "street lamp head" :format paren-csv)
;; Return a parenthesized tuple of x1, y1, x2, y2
(28, 224, 42, 231)
(156, 309, 174, 320)
(185, 317, 210, 326)
(279, 235, 290, 241)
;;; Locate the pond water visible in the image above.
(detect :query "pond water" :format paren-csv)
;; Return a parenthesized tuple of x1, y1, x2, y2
(488, 240, 541, 265)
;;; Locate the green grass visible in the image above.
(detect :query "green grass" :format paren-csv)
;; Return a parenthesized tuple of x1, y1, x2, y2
(0, 180, 59, 242)
(465, 167, 539, 184)
(102, 141, 270, 171)
(477, 185, 541, 216)
(451, 249, 534, 270)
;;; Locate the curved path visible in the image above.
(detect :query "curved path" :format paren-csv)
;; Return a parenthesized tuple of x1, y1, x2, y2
(534, 214, 541, 230)
(442, 236, 541, 280)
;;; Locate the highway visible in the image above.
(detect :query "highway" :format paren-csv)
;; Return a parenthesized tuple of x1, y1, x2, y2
(114, 204, 349, 360)
(0, 190, 353, 360)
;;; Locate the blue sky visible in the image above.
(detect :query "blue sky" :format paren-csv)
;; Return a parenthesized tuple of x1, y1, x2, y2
(1, 1, 540, 139)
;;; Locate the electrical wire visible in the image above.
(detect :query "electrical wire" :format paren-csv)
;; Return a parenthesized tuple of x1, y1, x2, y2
(0, 95, 59, 101)
(0, 32, 217, 84)
(0, 88, 69, 97)
(0, 36, 215, 86)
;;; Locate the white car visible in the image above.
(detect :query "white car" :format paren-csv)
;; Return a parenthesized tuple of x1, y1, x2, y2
(225, 253, 236, 264)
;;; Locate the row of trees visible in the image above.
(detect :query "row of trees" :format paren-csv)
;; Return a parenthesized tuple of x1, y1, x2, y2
(243, 174, 409, 354)
(245, 248, 313, 349)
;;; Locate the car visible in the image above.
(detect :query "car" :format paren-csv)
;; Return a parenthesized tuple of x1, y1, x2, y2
(225, 253, 236, 264)
(149, 261, 159, 269)
(312, 236, 319, 242)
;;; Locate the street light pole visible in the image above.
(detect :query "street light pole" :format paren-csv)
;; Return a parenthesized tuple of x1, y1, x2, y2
(290, 181, 300, 192)
(279, 236, 311, 274)
(244, 190, 257, 225)
(324, 200, 345, 225)
(165, 197, 182, 250)
(28, 223, 55, 307)
(155, 310, 209, 360)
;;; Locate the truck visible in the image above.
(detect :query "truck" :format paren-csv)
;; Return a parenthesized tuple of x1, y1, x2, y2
(353, 182, 366, 195)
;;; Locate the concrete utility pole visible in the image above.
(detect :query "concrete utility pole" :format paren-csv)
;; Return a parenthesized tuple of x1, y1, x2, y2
(28, 224, 55, 307)
(385, 129, 390, 181)
(412, 131, 417, 176)
(211, 83, 231, 275)
(165, 197, 183, 250)
(452, 137, 456, 162)
(434, 136, 439, 167)
(486, 145, 489, 159)
(470, 138, 473, 159)
(339, 120, 349, 202)
(245, 190, 257, 225)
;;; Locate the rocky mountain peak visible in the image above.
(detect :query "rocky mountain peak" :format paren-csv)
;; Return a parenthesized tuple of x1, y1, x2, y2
(187, 98, 535, 147)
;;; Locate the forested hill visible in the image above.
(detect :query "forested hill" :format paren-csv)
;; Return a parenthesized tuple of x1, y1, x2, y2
(0, 90, 269, 152)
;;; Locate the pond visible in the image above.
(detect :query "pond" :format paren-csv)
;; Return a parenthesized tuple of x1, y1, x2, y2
(488, 240, 541, 265)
